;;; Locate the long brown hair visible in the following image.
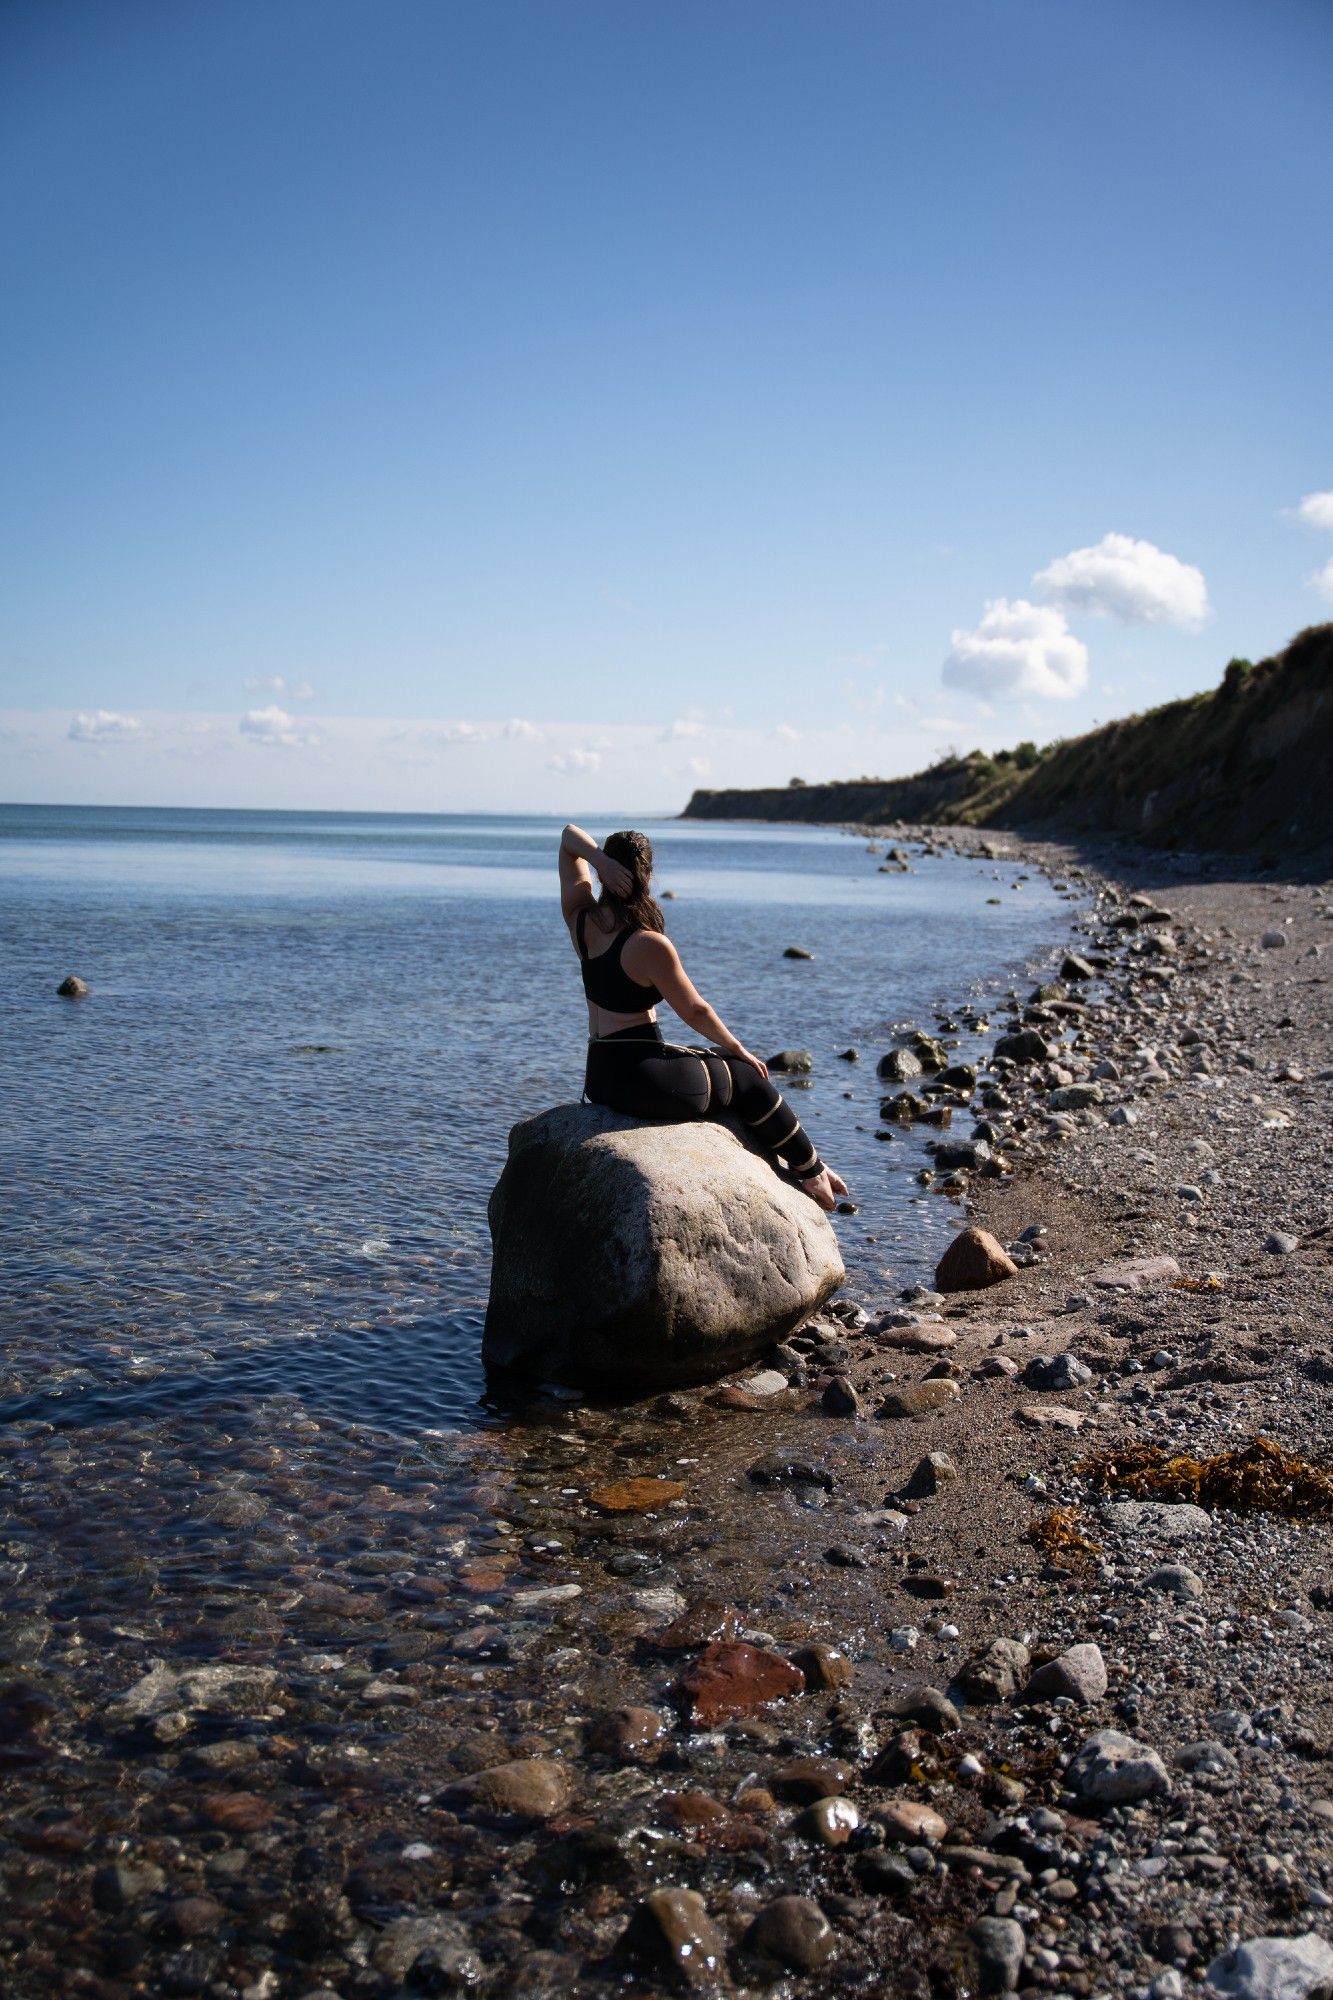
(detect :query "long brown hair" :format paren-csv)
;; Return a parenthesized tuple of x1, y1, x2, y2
(597, 829, 665, 934)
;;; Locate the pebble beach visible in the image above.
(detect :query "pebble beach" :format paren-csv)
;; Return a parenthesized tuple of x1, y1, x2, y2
(4, 831, 1333, 2000)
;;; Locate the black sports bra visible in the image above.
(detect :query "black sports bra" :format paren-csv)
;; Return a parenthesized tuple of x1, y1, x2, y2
(576, 908, 663, 1013)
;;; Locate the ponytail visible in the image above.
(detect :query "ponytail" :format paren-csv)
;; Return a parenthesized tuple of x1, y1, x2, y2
(599, 829, 665, 934)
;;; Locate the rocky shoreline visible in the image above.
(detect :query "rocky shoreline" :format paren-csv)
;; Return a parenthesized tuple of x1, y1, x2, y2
(3, 835, 1332, 2000)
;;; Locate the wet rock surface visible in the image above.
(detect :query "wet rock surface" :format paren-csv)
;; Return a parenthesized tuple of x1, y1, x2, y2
(5, 836, 1333, 1996)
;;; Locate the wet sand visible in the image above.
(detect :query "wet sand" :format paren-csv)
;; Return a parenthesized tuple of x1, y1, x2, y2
(3, 836, 1332, 1998)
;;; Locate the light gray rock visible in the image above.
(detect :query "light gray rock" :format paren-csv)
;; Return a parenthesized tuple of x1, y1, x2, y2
(1024, 1642, 1107, 1705)
(108, 1660, 277, 1722)
(483, 1104, 844, 1387)
(1207, 1933, 1333, 2000)
(1103, 1500, 1212, 1541)
(1264, 1231, 1300, 1255)
(1066, 1728, 1170, 1804)
(1091, 1254, 1182, 1290)
(1048, 1083, 1104, 1112)
(969, 1916, 1027, 1993)
(1143, 1564, 1205, 1601)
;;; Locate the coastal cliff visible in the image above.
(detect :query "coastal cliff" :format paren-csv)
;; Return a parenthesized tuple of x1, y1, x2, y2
(683, 621, 1333, 856)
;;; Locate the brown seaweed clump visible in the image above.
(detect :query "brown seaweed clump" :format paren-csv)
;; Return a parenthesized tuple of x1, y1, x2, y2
(1025, 1506, 1101, 1572)
(1082, 1436, 1333, 1518)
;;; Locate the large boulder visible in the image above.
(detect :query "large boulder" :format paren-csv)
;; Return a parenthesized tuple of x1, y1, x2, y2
(483, 1104, 844, 1388)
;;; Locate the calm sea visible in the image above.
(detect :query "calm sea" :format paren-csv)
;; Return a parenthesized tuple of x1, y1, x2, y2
(1, 804, 1078, 1431)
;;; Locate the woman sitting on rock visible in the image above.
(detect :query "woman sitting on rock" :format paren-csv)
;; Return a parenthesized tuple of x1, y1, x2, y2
(559, 822, 848, 1212)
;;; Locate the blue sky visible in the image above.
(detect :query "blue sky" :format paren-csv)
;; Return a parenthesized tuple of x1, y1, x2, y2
(3, 0, 1331, 810)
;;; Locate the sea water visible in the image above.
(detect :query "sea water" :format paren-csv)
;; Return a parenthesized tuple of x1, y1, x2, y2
(0, 804, 1077, 1432)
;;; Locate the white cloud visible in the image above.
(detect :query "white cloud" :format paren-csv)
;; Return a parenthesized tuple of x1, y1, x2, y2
(548, 747, 602, 773)
(686, 757, 711, 777)
(659, 718, 706, 741)
(1296, 491, 1333, 532)
(243, 674, 318, 700)
(943, 598, 1089, 701)
(239, 704, 317, 749)
(770, 723, 800, 743)
(1310, 557, 1333, 603)
(1033, 532, 1208, 629)
(502, 718, 538, 739)
(68, 709, 144, 743)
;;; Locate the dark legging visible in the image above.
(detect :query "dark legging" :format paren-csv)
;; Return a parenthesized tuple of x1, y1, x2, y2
(585, 1025, 824, 1180)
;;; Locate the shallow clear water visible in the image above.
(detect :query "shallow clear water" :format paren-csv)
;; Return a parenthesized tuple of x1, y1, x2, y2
(1, 805, 1078, 1432)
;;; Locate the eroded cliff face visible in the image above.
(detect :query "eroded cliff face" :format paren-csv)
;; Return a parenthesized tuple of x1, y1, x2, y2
(682, 624, 1333, 858)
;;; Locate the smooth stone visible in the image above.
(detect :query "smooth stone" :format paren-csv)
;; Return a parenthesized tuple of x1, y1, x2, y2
(877, 1380, 961, 1419)
(744, 1369, 790, 1396)
(675, 1641, 805, 1726)
(821, 1375, 861, 1417)
(746, 1895, 836, 1971)
(1264, 1231, 1300, 1255)
(799, 1795, 859, 1845)
(769, 1048, 813, 1068)
(1175, 1740, 1240, 1787)
(790, 1642, 854, 1691)
(1090, 1254, 1182, 1291)
(1024, 1642, 1107, 1704)
(483, 1103, 843, 1387)
(107, 1660, 277, 1722)
(1103, 1500, 1212, 1540)
(879, 1798, 948, 1842)
(747, 1451, 835, 1489)
(446, 1757, 571, 1822)
(56, 974, 90, 997)
(1066, 1728, 1170, 1805)
(1207, 1934, 1333, 2000)
(969, 1916, 1028, 1994)
(1016, 1402, 1083, 1430)
(935, 1228, 1018, 1293)
(622, 1889, 728, 1990)
(1143, 1564, 1205, 1602)
(771, 1756, 857, 1803)
(907, 1450, 958, 1496)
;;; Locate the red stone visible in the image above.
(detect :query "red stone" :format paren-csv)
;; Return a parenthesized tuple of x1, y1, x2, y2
(674, 1642, 805, 1726)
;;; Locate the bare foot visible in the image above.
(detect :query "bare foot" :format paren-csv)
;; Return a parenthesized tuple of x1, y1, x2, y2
(798, 1167, 848, 1212)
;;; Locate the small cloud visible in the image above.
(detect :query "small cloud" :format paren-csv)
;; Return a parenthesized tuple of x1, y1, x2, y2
(1295, 491, 1333, 532)
(659, 718, 706, 742)
(943, 598, 1089, 701)
(770, 723, 800, 743)
(68, 709, 144, 743)
(1034, 532, 1208, 629)
(243, 675, 286, 695)
(686, 757, 711, 777)
(239, 704, 317, 749)
(290, 680, 318, 701)
(502, 718, 539, 740)
(1310, 557, 1333, 603)
(548, 747, 602, 773)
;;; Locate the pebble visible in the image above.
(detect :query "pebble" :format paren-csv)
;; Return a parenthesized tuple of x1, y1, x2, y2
(586, 1705, 668, 1761)
(623, 1889, 728, 1990)
(744, 1369, 791, 1396)
(877, 1380, 962, 1418)
(1023, 1352, 1094, 1390)
(821, 1374, 861, 1416)
(1024, 1641, 1108, 1704)
(1066, 1728, 1171, 1804)
(1142, 1563, 1205, 1601)
(799, 1796, 860, 1845)
(879, 1798, 948, 1841)
(908, 1449, 959, 1495)
(445, 1757, 572, 1822)
(969, 1915, 1028, 1993)
(1264, 1231, 1300, 1254)
(746, 1895, 836, 1971)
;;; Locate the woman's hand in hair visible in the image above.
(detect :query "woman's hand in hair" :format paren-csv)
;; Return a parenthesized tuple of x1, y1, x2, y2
(594, 850, 633, 898)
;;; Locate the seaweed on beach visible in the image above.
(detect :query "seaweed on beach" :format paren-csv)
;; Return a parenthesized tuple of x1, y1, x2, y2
(1082, 1436, 1333, 1518)
(1026, 1506, 1101, 1572)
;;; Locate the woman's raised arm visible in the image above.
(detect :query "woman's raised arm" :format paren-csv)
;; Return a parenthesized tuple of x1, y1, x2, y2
(558, 822, 631, 922)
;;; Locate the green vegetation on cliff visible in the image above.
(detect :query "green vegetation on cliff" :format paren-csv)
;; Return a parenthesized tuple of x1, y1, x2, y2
(682, 623, 1333, 856)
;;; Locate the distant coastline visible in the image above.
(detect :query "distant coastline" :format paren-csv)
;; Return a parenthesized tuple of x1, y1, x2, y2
(683, 622, 1333, 861)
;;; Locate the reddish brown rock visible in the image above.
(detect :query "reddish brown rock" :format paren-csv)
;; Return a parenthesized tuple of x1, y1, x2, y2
(661, 1789, 767, 1850)
(200, 1792, 272, 1835)
(588, 1477, 687, 1513)
(675, 1641, 805, 1726)
(706, 1385, 770, 1411)
(791, 1642, 854, 1691)
(622, 1888, 728, 1989)
(934, 1228, 1019, 1293)
(879, 1798, 948, 1841)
